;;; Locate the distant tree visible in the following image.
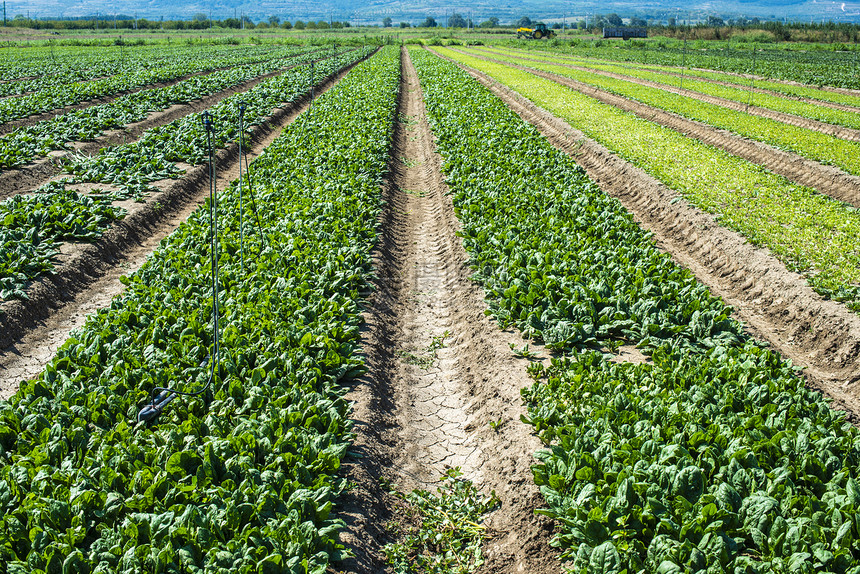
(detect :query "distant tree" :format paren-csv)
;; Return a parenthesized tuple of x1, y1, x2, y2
(400, 21, 411, 28)
(269, 15, 280, 26)
(707, 15, 725, 27)
(667, 16, 677, 26)
(192, 12, 208, 22)
(515, 16, 532, 28)
(294, 20, 306, 29)
(606, 13, 623, 26)
(629, 16, 647, 26)
(316, 20, 329, 29)
(305, 21, 316, 29)
(382, 16, 392, 27)
(332, 21, 344, 28)
(449, 12, 467, 27)
(577, 19, 586, 29)
(222, 17, 240, 28)
(420, 16, 437, 27)
(480, 17, 500, 28)
(281, 20, 292, 29)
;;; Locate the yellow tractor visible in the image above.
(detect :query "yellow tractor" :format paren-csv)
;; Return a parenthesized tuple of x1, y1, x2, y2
(516, 23, 556, 39)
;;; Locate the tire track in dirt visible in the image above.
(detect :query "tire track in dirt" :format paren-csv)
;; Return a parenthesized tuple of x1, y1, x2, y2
(454, 48, 860, 208)
(336, 47, 559, 574)
(472, 47, 860, 143)
(430, 47, 860, 421)
(0, 54, 374, 397)
(0, 52, 336, 202)
(493, 46, 860, 114)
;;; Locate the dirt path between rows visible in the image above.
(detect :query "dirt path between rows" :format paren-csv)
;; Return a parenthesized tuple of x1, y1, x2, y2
(335, 47, 560, 574)
(472, 47, 860, 143)
(0, 54, 327, 202)
(0, 55, 372, 398)
(430, 48, 860, 420)
(494, 46, 860, 114)
(453, 48, 860, 208)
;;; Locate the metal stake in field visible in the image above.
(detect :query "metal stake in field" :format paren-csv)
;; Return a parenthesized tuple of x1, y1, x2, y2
(680, 34, 687, 91)
(237, 101, 247, 271)
(747, 44, 757, 110)
(310, 60, 315, 102)
(137, 111, 222, 424)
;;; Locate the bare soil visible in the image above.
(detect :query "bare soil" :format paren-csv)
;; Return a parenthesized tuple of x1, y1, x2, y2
(335, 47, 560, 574)
(430, 47, 860, 421)
(455, 48, 860, 209)
(473, 47, 860, 143)
(0, 56, 372, 397)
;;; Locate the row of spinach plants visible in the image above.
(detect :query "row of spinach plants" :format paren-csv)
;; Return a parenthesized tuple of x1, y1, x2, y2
(438, 48, 860, 313)
(0, 45, 400, 574)
(411, 46, 860, 573)
(0, 45, 303, 125)
(0, 46, 322, 170)
(0, 43, 248, 98)
(0, 47, 373, 303)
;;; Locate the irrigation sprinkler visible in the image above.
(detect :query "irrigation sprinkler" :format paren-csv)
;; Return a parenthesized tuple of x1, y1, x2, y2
(137, 111, 221, 424)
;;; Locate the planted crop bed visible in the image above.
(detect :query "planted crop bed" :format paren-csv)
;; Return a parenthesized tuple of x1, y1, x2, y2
(464, 47, 860, 176)
(0, 47, 373, 307)
(0, 45, 302, 127)
(0, 45, 400, 572)
(412, 46, 860, 574)
(494, 45, 860, 110)
(501, 40, 860, 91)
(438, 48, 860, 313)
(480, 46, 860, 132)
(0, 46, 317, 171)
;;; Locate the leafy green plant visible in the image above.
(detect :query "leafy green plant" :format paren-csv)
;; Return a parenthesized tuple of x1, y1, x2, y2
(384, 468, 499, 574)
(0, 45, 401, 572)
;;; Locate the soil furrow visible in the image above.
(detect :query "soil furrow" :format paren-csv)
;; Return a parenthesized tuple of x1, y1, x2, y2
(430, 47, 860, 421)
(336, 47, 559, 573)
(0, 55, 372, 397)
(473, 47, 860, 143)
(454, 48, 860, 208)
(495, 47, 860, 114)
(0, 57, 321, 202)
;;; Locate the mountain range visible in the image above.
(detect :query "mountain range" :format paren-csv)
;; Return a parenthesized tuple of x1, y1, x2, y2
(6, 0, 860, 25)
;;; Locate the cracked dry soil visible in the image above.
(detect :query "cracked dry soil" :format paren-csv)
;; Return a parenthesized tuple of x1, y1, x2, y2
(335, 48, 559, 574)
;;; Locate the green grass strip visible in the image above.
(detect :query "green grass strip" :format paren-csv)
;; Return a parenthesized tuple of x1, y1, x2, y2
(437, 47, 860, 309)
(461, 47, 860, 178)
